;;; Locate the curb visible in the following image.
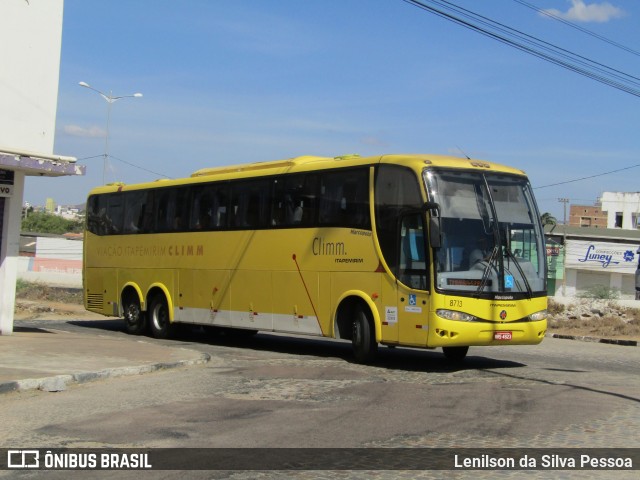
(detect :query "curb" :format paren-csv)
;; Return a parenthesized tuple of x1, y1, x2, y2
(546, 333, 638, 347)
(0, 351, 211, 395)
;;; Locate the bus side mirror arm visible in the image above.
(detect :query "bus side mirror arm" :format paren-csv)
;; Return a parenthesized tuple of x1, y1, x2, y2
(429, 218, 441, 249)
(423, 202, 441, 249)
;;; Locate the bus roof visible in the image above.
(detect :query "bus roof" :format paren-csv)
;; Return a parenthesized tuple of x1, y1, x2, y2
(88, 154, 527, 195)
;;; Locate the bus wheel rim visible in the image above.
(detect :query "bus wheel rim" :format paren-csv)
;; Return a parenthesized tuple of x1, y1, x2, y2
(125, 304, 140, 326)
(153, 304, 167, 330)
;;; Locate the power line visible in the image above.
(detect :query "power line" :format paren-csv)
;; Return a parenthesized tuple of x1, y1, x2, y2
(109, 155, 171, 179)
(400, 0, 640, 97)
(78, 154, 171, 179)
(431, 0, 640, 86)
(512, 0, 640, 58)
(534, 163, 640, 189)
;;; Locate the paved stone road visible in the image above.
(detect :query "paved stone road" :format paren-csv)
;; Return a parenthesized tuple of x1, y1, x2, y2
(2, 320, 638, 479)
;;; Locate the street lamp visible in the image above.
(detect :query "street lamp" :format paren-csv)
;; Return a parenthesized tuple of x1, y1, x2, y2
(79, 81, 143, 183)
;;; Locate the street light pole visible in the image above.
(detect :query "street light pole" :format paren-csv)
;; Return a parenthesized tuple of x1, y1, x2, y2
(79, 81, 142, 184)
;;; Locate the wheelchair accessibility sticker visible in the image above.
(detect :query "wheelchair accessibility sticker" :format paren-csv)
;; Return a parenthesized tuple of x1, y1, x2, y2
(505, 275, 514, 289)
(405, 294, 422, 313)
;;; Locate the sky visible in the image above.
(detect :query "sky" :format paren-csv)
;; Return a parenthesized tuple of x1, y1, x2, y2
(26, 0, 640, 222)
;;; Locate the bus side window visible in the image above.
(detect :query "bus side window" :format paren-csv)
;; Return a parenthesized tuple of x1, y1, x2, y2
(190, 185, 214, 230)
(319, 174, 342, 226)
(153, 188, 190, 232)
(399, 213, 428, 289)
(211, 185, 229, 228)
(230, 180, 270, 228)
(122, 191, 149, 234)
(87, 195, 107, 235)
(174, 188, 190, 231)
(105, 193, 124, 235)
(374, 165, 423, 274)
(154, 189, 171, 232)
(319, 169, 369, 228)
(296, 174, 318, 226)
(272, 174, 318, 228)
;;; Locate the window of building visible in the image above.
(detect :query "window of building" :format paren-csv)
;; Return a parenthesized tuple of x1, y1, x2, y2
(615, 212, 623, 228)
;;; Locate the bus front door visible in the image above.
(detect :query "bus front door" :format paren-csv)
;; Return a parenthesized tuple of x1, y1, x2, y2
(396, 213, 430, 347)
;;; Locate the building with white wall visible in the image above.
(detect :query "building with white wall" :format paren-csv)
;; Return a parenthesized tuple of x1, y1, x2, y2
(600, 192, 640, 230)
(1, 0, 85, 334)
(546, 225, 640, 300)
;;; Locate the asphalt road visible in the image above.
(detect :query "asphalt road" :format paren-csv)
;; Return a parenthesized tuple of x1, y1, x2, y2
(1, 319, 638, 479)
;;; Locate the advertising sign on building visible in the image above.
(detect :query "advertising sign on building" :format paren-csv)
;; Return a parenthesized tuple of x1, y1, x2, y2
(0, 169, 14, 197)
(566, 240, 639, 274)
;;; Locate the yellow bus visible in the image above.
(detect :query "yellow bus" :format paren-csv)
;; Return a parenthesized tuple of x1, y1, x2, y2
(84, 154, 547, 362)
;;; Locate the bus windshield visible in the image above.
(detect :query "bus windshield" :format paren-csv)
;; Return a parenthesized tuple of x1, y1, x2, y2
(424, 169, 546, 297)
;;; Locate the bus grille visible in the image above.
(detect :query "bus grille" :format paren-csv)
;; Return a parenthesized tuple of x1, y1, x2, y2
(87, 293, 104, 310)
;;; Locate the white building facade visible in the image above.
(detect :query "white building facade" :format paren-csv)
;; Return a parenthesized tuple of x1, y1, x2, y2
(0, 0, 84, 334)
(600, 192, 640, 230)
(546, 225, 640, 300)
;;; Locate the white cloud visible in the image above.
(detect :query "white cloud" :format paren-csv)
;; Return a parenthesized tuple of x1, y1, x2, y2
(62, 124, 105, 138)
(544, 0, 625, 23)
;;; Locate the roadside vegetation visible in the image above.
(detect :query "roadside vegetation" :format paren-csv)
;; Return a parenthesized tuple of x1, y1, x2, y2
(547, 298, 640, 339)
(21, 210, 83, 234)
(15, 279, 83, 304)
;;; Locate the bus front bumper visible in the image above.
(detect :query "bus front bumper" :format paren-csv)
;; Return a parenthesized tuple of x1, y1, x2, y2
(427, 317, 547, 348)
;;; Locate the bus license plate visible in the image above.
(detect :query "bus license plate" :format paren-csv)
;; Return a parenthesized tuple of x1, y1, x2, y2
(494, 331, 512, 341)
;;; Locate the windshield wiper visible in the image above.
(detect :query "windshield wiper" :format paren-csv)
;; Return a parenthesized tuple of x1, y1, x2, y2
(477, 245, 500, 293)
(504, 248, 533, 298)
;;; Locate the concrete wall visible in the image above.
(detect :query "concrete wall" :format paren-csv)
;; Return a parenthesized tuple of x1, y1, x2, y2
(17, 237, 82, 288)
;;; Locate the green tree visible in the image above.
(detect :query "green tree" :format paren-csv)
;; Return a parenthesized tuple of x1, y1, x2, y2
(22, 211, 83, 234)
(540, 212, 558, 227)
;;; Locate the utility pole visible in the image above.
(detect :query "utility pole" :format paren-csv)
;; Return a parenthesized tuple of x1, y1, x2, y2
(558, 198, 569, 296)
(558, 197, 569, 225)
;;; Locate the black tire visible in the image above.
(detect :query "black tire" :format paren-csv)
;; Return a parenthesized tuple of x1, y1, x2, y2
(352, 307, 378, 363)
(122, 293, 146, 335)
(149, 293, 173, 339)
(442, 346, 469, 362)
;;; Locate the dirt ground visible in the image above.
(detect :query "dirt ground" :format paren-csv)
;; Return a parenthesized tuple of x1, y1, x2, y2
(13, 284, 640, 342)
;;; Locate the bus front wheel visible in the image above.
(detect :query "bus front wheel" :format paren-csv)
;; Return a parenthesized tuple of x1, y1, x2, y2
(122, 294, 146, 335)
(442, 346, 469, 362)
(352, 307, 377, 363)
(149, 294, 173, 339)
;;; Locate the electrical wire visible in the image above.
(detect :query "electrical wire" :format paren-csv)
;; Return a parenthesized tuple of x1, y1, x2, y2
(534, 163, 640, 189)
(109, 155, 171, 179)
(78, 154, 170, 179)
(399, 1, 640, 192)
(512, 0, 640, 58)
(400, 0, 640, 97)
(430, 0, 640, 86)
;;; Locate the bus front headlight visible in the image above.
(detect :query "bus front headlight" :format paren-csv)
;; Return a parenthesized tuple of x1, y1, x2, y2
(436, 309, 476, 322)
(528, 310, 548, 321)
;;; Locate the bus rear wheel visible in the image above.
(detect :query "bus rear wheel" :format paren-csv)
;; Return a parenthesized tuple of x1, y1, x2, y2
(352, 307, 377, 363)
(122, 294, 146, 335)
(149, 294, 173, 339)
(442, 346, 469, 362)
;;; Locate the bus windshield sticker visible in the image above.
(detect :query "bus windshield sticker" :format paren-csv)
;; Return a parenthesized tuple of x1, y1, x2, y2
(504, 275, 514, 289)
